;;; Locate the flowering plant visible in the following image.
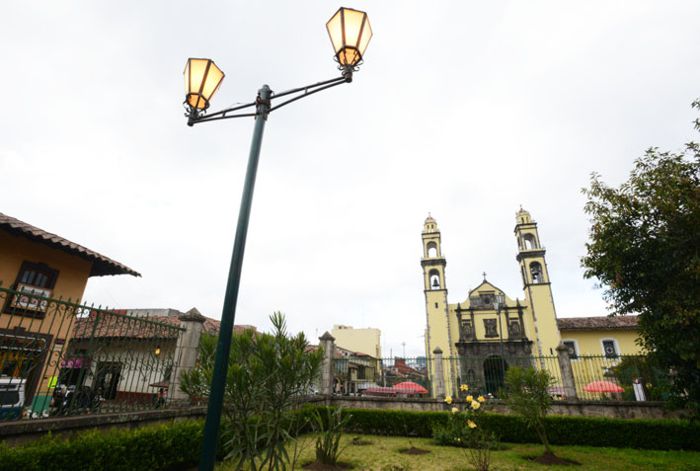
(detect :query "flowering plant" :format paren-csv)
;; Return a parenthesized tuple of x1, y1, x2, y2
(433, 385, 498, 471)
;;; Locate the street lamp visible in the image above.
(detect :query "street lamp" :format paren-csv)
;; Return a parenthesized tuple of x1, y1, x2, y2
(183, 8, 372, 471)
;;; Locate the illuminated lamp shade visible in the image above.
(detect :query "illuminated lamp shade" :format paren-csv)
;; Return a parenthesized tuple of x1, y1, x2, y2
(326, 7, 372, 67)
(184, 58, 225, 111)
(154, 345, 161, 357)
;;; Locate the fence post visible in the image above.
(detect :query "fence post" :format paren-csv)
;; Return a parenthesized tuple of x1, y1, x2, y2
(319, 331, 335, 396)
(170, 308, 206, 402)
(433, 347, 445, 398)
(556, 343, 578, 400)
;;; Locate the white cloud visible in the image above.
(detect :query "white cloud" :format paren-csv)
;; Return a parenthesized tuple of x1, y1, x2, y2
(1, 0, 698, 357)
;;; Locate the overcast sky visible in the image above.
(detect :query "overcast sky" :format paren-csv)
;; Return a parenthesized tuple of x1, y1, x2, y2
(2, 1, 699, 357)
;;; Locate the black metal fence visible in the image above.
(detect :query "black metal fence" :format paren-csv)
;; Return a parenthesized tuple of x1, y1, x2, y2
(0, 285, 185, 421)
(333, 353, 668, 402)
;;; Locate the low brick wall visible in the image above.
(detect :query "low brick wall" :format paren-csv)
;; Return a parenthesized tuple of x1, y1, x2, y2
(328, 395, 685, 419)
(0, 406, 206, 445)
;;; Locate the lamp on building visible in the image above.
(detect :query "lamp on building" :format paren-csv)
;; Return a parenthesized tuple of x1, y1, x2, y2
(154, 345, 161, 357)
(183, 8, 372, 471)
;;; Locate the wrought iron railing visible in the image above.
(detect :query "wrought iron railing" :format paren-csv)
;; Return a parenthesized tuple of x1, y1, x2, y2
(331, 353, 668, 402)
(0, 285, 185, 421)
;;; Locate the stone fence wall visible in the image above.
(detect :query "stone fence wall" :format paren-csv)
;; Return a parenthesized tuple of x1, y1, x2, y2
(0, 395, 685, 445)
(328, 395, 684, 420)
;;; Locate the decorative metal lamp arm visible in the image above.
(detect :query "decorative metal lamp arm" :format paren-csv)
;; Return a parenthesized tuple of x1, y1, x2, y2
(187, 71, 352, 125)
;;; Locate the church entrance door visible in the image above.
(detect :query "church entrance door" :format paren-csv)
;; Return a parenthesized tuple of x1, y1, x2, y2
(483, 356, 508, 396)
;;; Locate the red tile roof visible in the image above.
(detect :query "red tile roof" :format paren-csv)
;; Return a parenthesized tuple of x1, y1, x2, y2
(0, 212, 140, 277)
(557, 316, 638, 331)
(72, 310, 252, 340)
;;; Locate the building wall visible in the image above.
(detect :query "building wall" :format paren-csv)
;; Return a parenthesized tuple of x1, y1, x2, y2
(331, 325, 381, 359)
(0, 231, 92, 300)
(0, 230, 94, 413)
(561, 329, 642, 356)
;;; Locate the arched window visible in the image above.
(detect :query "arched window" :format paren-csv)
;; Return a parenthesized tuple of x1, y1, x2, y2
(426, 242, 438, 258)
(429, 269, 441, 289)
(530, 262, 543, 283)
(522, 233, 537, 250)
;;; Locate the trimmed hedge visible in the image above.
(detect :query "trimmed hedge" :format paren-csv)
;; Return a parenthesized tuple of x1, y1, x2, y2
(1, 407, 698, 470)
(323, 408, 700, 451)
(0, 419, 204, 471)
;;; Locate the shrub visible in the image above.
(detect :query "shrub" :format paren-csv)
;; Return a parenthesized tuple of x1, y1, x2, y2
(433, 388, 498, 471)
(0, 420, 203, 471)
(504, 366, 554, 454)
(180, 312, 322, 470)
(313, 407, 352, 465)
(324, 408, 700, 451)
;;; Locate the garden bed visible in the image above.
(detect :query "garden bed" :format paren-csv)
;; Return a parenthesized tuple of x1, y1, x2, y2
(234, 434, 700, 471)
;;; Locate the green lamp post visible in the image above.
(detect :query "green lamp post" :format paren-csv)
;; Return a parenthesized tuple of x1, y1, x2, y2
(183, 8, 372, 471)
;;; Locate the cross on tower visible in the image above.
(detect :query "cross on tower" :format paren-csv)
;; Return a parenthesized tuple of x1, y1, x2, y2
(482, 271, 487, 280)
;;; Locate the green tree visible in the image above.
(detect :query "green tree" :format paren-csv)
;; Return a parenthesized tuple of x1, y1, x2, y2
(504, 367, 554, 456)
(179, 312, 323, 470)
(581, 99, 700, 414)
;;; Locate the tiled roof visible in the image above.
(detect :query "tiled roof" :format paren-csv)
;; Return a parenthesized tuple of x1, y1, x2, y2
(557, 316, 638, 331)
(0, 212, 140, 277)
(72, 314, 183, 340)
(72, 311, 251, 340)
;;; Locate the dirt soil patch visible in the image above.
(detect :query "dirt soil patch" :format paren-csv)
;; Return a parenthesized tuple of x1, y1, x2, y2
(303, 461, 353, 470)
(528, 452, 581, 466)
(350, 437, 374, 446)
(398, 446, 431, 455)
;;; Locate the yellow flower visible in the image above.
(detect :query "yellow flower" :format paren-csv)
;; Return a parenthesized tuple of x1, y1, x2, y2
(466, 395, 473, 402)
(460, 384, 469, 392)
(444, 395, 453, 405)
(477, 395, 486, 403)
(467, 420, 477, 429)
(471, 400, 481, 410)
(451, 407, 459, 414)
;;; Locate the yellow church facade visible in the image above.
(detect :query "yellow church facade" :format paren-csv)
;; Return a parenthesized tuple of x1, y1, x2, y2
(422, 208, 642, 398)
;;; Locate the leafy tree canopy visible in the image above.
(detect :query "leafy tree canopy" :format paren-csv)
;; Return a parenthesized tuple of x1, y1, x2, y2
(582, 99, 700, 412)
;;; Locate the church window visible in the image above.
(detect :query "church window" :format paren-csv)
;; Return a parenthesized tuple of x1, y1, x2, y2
(522, 234, 537, 250)
(508, 320, 521, 337)
(460, 319, 473, 339)
(483, 319, 498, 338)
(602, 339, 619, 358)
(427, 242, 438, 258)
(530, 262, 543, 283)
(562, 340, 578, 359)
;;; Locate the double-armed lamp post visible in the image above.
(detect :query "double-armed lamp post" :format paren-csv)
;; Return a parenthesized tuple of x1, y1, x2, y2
(182, 8, 372, 470)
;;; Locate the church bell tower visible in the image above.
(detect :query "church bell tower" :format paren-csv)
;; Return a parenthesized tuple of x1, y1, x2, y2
(422, 214, 456, 396)
(514, 207, 561, 357)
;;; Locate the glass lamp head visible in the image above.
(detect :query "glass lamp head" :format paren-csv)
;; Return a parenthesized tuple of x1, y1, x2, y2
(326, 7, 372, 67)
(184, 58, 225, 111)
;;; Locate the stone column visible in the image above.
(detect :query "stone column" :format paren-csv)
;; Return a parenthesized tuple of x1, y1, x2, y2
(433, 347, 445, 398)
(556, 343, 578, 400)
(319, 332, 335, 396)
(170, 308, 206, 402)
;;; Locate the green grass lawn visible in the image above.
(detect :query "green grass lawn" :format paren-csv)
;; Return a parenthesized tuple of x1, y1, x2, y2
(217, 434, 700, 471)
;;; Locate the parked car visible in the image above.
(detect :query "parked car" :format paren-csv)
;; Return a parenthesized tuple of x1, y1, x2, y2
(0, 377, 25, 420)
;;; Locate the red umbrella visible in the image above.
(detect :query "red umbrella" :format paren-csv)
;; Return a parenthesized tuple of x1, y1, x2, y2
(583, 380, 624, 393)
(363, 387, 397, 396)
(392, 381, 429, 395)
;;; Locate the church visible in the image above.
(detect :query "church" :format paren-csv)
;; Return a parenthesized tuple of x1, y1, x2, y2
(421, 208, 641, 397)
